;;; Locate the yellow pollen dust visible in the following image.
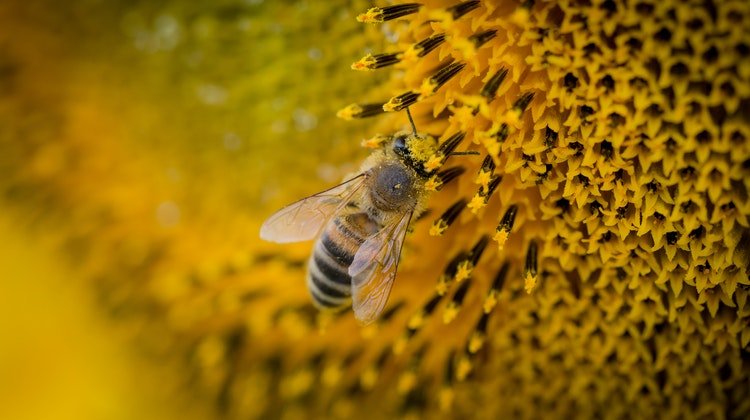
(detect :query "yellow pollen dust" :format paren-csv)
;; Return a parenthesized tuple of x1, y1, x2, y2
(439, 388, 455, 412)
(524, 272, 538, 294)
(454, 261, 473, 282)
(392, 335, 409, 356)
(423, 154, 444, 173)
(397, 371, 418, 395)
(429, 219, 449, 236)
(356, 8, 383, 23)
(382, 99, 400, 112)
(467, 193, 487, 214)
(424, 175, 442, 192)
(456, 356, 472, 382)
(419, 78, 439, 97)
(435, 275, 450, 296)
(361, 134, 389, 148)
(402, 45, 421, 62)
(493, 229, 509, 251)
(443, 302, 459, 324)
(351, 54, 377, 71)
(475, 169, 494, 189)
(336, 103, 362, 120)
(407, 312, 425, 330)
(359, 367, 378, 390)
(483, 292, 498, 314)
(468, 331, 485, 354)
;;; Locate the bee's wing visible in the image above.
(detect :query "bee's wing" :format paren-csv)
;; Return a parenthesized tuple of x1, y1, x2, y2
(260, 175, 366, 243)
(348, 211, 413, 325)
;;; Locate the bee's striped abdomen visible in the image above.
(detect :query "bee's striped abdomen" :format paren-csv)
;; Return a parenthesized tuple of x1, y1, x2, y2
(307, 213, 375, 309)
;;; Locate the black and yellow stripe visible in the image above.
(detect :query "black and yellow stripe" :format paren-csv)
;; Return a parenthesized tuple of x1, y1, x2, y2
(307, 213, 375, 309)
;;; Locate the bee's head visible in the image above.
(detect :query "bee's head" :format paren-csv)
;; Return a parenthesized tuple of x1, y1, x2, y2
(391, 132, 436, 178)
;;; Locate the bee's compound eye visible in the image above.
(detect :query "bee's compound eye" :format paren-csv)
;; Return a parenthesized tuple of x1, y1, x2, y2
(393, 135, 409, 156)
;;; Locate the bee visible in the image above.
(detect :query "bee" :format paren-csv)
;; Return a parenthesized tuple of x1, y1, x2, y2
(260, 112, 440, 324)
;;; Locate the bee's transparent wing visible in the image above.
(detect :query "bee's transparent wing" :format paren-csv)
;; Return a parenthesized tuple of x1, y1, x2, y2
(349, 211, 412, 325)
(260, 175, 366, 243)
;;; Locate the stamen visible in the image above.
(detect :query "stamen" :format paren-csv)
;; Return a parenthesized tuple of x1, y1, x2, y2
(436, 252, 469, 295)
(443, 279, 471, 323)
(493, 205, 518, 250)
(359, 348, 391, 390)
(424, 131, 466, 172)
(447, 1, 481, 20)
(361, 133, 391, 148)
(337, 102, 388, 119)
(439, 353, 456, 411)
(405, 33, 446, 60)
(357, 3, 422, 23)
(421, 61, 466, 96)
(468, 175, 501, 213)
(469, 29, 498, 48)
(483, 262, 510, 313)
(494, 123, 510, 141)
(474, 155, 496, 188)
(524, 240, 538, 293)
(427, 166, 465, 191)
(351, 52, 403, 71)
(430, 198, 467, 236)
(383, 91, 420, 112)
(480, 67, 508, 100)
(438, 131, 467, 156)
(468, 312, 490, 353)
(513, 92, 536, 113)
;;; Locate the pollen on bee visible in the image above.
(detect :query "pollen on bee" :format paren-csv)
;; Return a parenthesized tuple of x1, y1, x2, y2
(356, 3, 422, 23)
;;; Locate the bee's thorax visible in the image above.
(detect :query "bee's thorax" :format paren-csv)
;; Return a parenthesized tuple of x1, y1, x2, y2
(369, 163, 416, 211)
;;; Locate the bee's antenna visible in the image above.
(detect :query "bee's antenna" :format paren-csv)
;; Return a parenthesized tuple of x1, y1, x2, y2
(405, 107, 418, 136)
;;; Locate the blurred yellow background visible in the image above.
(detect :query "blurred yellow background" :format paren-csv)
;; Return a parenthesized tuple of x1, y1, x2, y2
(0, 0, 379, 418)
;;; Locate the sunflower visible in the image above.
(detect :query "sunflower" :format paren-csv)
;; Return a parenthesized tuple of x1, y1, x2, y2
(0, 0, 748, 419)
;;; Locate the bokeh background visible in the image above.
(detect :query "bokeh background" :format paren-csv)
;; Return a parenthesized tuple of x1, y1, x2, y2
(2, 0, 750, 419)
(0, 0, 381, 418)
